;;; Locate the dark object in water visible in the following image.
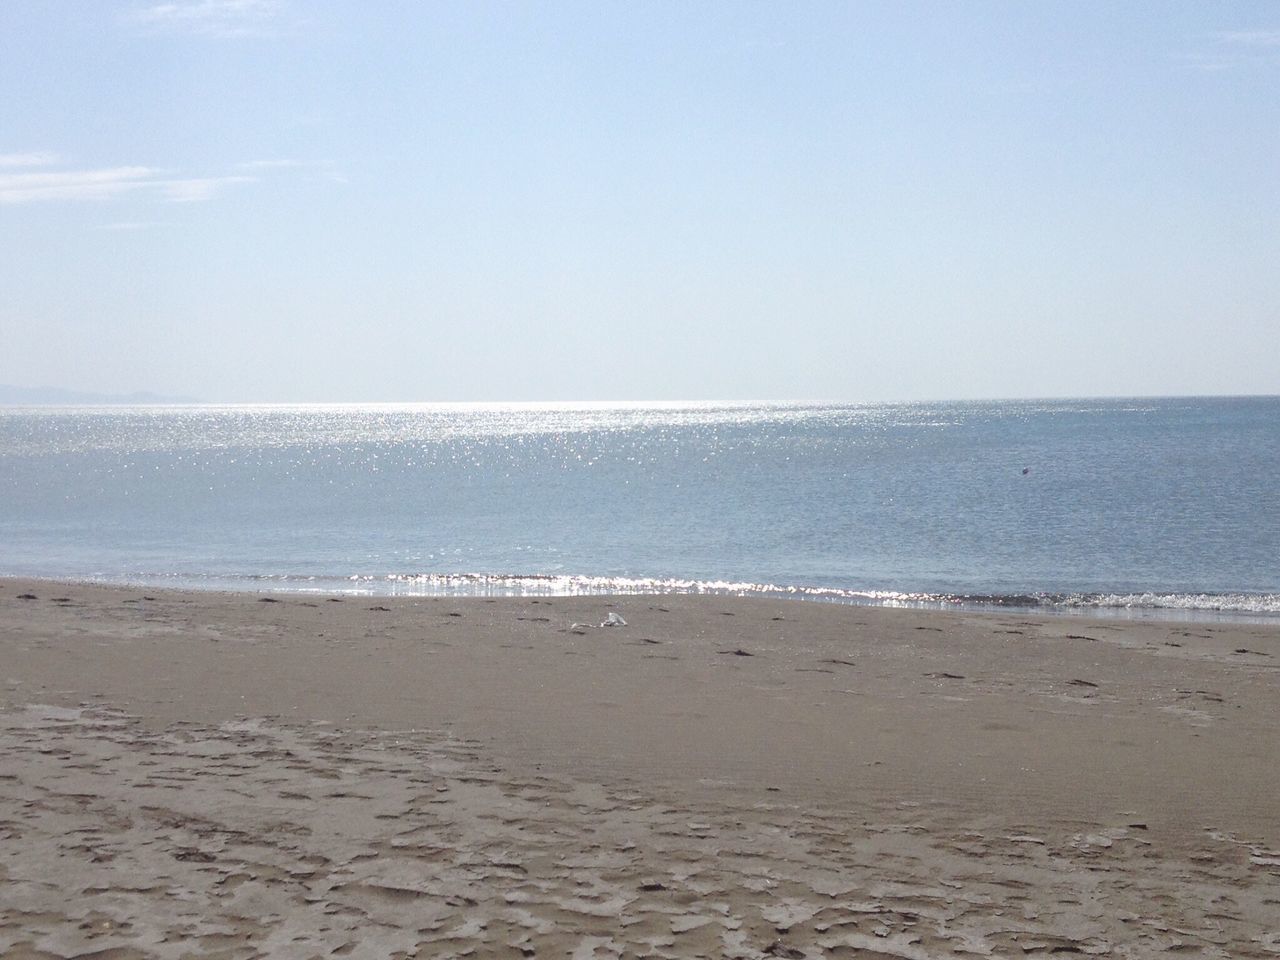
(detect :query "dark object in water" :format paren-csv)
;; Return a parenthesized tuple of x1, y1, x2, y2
(766, 942, 805, 958)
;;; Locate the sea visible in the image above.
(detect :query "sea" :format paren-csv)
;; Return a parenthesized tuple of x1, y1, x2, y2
(2, 397, 1278, 620)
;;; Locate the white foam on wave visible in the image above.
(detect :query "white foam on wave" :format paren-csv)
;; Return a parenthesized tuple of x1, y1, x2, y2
(61, 570, 1280, 620)
(367, 574, 1280, 617)
(375, 572, 951, 603)
(1060, 592, 1280, 615)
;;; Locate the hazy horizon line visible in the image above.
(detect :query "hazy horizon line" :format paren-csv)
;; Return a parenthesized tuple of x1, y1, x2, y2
(3, 387, 1278, 408)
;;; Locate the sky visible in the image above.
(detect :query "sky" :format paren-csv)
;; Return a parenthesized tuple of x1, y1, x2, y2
(1, 1, 1278, 403)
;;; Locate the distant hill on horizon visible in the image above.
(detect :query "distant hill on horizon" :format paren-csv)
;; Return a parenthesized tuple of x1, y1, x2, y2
(0, 384, 202, 405)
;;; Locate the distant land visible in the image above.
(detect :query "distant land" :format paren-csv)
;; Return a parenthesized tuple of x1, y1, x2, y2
(0, 385, 201, 405)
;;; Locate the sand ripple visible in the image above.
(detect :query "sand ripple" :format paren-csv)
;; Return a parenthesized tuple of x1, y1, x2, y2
(2, 705, 1277, 959)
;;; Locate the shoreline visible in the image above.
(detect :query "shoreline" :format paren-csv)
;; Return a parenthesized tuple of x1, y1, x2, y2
(3, 577, 1278, 956)
(9, 571, 1280, 624)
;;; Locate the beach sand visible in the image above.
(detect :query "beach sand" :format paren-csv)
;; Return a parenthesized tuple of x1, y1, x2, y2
(1, 579, 1278, 958)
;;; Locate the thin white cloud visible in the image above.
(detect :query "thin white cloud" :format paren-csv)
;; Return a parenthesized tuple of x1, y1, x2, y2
(0, 166, 160, 204)
(132, 0, 283, 38)
(0, 160, 255, 206)
(236, 158, 302, 170)
(159, 176, 255, 202)
(239, 158, 350, 184)
(1183, 29, 1280, 71)
(235, 156, 348, 184)
(0, 151, 61, 168)
(1216, 30, 1280, 47)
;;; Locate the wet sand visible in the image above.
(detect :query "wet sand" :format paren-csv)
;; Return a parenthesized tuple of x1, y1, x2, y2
(2, 579, 1278, 958)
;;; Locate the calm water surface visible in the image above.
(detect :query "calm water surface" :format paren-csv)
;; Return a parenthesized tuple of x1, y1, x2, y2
(2, 398, 1277, 616)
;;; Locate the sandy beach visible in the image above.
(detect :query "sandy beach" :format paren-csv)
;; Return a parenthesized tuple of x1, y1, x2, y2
(2, 579, 1278, 958)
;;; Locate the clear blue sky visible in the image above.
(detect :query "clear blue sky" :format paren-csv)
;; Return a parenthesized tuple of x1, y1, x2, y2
(2, 1, 1277, 401)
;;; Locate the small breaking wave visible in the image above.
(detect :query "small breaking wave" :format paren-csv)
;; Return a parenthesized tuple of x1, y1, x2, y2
(1052, 591, 1280, 615)
(39, 570, 1280, 620)
(354, 574, 1280, 619)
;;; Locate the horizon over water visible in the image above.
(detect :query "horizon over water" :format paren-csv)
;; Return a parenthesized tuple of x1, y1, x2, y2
(2, 396, 1278, 621)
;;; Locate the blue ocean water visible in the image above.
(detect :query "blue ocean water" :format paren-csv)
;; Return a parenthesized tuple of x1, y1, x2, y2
(1, 398, 1278, 617)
